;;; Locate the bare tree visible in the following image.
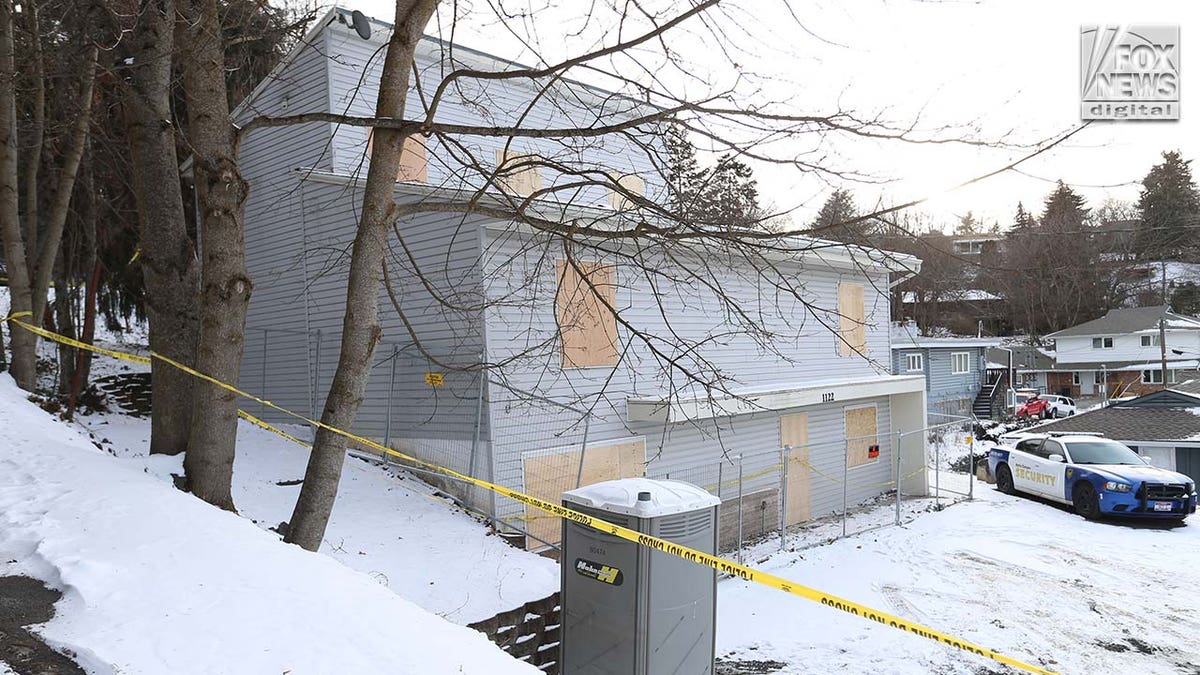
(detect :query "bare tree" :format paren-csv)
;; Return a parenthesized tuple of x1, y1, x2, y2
(223, 0, 1065, 551)
(0, 0, 97, 392)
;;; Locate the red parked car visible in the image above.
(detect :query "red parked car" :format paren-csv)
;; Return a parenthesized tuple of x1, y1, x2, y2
(1016, 392, 1052, 419)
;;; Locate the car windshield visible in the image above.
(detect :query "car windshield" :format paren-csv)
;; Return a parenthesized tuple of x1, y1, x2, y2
(1016, 393, 1033, 402)
(1066, 440, 1143, 465)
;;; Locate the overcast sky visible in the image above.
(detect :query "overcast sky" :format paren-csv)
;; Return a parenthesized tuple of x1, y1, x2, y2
(345, 0, 1197, 231)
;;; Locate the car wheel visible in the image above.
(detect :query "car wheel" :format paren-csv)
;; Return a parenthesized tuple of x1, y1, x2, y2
(1074, 483, 1101, 520)
(996, 464, 1016, 495)
(1049, 407, 1059, 418)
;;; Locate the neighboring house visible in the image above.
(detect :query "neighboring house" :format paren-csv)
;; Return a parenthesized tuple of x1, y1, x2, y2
(1034, 379, 1200, 483)
(898, 289, 1008, 336)
(890, 322, 998, 419)
(231, 8, 929, 550)
(1045, 306, 1200, 398)
(986, 345, 1056, 393)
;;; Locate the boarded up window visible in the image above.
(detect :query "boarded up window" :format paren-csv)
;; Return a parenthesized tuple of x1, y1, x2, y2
(522, 438, 646, 548)
(780, 413, 811, 525)
(366, 130, 428, 183)
(838, 282, 866, 356)
(557, 260, 618, 368)
(495, 149, 543, 196)
(845, 405, 878, 468)
(606, 174, 645, 210)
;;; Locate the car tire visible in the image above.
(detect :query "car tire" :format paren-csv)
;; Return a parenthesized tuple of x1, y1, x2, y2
(996, 464, 1016, 495)
(1049, 407, 1059, 419)
(1074, 483, 1101, 521)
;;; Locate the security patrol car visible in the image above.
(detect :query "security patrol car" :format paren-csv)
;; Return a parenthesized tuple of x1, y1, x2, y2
(989, 432, 1197, 521)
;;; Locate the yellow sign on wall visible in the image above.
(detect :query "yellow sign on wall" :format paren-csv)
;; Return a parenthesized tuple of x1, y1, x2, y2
(424, 372, 444, 387)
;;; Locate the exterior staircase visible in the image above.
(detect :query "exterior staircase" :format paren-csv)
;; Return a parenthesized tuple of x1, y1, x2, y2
(972, 370, 1008, 420)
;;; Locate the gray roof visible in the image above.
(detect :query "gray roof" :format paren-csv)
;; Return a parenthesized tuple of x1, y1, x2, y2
(1047, 306, 1200, 338)
(987, 346, 1055, 371)
(1033, 406, 1200, 443)
(1170, 379, 1200, 396)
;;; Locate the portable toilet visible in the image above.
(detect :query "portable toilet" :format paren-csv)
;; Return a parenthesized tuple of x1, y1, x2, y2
(559, 477, 720, 675)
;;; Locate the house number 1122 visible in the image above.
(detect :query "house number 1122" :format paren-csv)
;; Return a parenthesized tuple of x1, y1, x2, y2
(821, 392, 835, 403)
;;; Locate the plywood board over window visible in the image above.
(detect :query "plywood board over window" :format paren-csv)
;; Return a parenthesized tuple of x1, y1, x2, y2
(495, 149, 543, 196)
(844, 404, 878, 468)
(522, 438, 646, 548)
(366, 130, 427, 183)
(780, 413, 811, 525)
(557, 260, 618, 368)
(607, 174, 645, 211)
(838, 282, 866, 356)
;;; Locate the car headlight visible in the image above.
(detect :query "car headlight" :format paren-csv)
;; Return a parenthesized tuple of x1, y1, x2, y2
(1104, 481, 1132, 493)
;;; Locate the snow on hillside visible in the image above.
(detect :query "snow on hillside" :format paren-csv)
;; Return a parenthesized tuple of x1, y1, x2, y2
(0, 375, 539, 674)
(78, 410, 559, 625)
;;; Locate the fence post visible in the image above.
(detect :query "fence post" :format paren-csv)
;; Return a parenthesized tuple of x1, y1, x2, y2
(260, 328, 269, 416)
(967, 427, 975, 501)
(470, 354, 486, 480)
(935, 428, 941, 507)
(736, 454, 744, 566)
(312, 329, 322, 424)
(574, 413, 592, 489)
(841, 440, 849, 538)
(383, 345, 397, 463)
(894, 429, 902, 526)
(779, 446, 789, 551)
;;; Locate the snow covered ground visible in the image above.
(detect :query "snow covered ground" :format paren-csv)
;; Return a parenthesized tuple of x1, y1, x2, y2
(0, 375, 540, 674)
(717, 472, 1200, 675)
(75, 411, 559, 625)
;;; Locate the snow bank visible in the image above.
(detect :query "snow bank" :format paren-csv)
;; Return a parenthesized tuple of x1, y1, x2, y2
(81, 412, 560, 625)
(0, 376, 537, 675)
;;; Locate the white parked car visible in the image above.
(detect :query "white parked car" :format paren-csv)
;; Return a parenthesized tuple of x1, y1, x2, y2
(1040, 394, 1076, 418)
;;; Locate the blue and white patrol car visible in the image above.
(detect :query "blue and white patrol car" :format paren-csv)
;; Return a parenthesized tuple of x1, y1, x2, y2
(988, 432, 1197, 521)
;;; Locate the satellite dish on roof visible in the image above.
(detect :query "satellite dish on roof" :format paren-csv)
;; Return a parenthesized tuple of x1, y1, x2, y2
(350, 10, 372, 40)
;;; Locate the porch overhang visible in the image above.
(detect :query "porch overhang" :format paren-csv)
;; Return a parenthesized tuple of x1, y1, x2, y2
(625, 374, 926, 424)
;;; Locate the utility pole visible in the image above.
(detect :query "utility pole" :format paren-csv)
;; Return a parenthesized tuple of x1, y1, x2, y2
(1159, 317, 1168, 387)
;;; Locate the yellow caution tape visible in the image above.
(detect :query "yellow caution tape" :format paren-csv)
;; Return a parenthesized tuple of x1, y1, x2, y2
(0, 312, 1058, 675)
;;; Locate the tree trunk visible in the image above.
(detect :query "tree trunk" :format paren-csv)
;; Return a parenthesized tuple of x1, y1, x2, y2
(53, 250, 76, 397)
(179, 0, 252, 510)
(285, 0, 439, 552)
(19, 0, 42, 270)
(123, 0, 200, 455)
(0, 0, 36, 390)
(29, 45, 98, 327)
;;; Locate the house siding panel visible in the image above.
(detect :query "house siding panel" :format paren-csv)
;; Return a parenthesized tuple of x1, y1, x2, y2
(481, 228, 895, 521)
(324, 26, 665, 207)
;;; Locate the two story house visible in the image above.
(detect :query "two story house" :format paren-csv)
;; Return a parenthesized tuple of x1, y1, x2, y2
(232, 8, 929, 549)
(1045, 306, 1200, 398)
(890, 322, 999, 419)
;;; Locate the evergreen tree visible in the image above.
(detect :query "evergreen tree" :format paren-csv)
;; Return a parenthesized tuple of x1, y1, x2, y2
(812, 188, 861, 241)
(1136, 150, 1200, 260)
(665, 126, 761, 230)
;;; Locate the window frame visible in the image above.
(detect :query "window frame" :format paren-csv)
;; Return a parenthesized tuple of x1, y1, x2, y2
(1142, 369, 1164, 384)
(905, 353, 924, 372)
(1072, 372, 1081, 386)
(1140, 334, 1161, 347)
(1092, 337, 1114, 349)
(950, 351, 971, 375)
